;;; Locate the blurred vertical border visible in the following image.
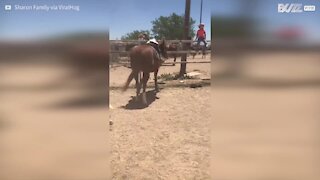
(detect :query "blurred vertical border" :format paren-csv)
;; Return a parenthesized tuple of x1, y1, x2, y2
(0, 23, 110, 180)
(211, 0, 320, 179)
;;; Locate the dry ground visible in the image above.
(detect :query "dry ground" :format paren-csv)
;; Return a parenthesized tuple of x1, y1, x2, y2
(2, 51, 319, 180)
(212, 51, 320, 180)
(110, 55, 212, 179)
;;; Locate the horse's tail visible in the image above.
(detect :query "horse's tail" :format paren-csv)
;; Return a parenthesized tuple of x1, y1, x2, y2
(122, 71, 135, 92)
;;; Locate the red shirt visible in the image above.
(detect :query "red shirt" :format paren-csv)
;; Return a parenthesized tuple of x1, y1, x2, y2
(197, 29, 206, 38)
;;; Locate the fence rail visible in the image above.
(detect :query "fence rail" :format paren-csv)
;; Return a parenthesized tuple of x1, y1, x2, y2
(110, 40, 211, 63)
(111, 59, 211, 66)
(110, 50, 211, 54)
(110, 40, 211, 44)
(163, 60, 211, 64)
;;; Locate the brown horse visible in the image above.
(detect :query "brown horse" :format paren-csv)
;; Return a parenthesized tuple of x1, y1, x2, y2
(122, 40, 168, 105)
(167, 43, 179, 66)
(191, 42, 206, 59)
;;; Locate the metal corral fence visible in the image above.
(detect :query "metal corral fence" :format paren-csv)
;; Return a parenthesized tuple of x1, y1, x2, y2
(110, 40, 211, 65)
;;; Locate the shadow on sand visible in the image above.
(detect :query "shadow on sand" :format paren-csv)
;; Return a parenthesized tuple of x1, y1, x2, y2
(122, 90, 159, 110)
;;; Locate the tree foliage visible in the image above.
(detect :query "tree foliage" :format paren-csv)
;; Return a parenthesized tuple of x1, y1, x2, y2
(121, 30, 151, 40)
(151, 13, 196, 40)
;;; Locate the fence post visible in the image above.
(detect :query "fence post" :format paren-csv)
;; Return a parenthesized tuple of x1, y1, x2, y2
(179, 0, 191, 77)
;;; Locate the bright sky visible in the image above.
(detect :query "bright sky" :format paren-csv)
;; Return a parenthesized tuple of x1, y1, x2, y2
(107, 0, 211, 40)
(0, 0, 211, 40)
(211, 0, 320, 42)
(0, 0, 109, 40)
(0, 0, 319, 42)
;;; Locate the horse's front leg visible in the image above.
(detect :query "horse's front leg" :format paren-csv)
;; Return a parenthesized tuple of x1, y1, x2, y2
(141, 72, 150, 105)
(202, 45, 206, 59)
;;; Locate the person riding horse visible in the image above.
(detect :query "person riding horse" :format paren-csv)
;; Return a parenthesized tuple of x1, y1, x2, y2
(123, 39, 168, 105)
(146, 38, 162, 60)
(137, 34, 162, 60)
(196, 23, 207, 52)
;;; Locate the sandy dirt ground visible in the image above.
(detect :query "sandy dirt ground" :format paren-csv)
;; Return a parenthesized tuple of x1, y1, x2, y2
(2, 51, 319, 180)
(110, 55, 212, 179)
(212, 52, 320, 180)
(0, 60, 110, 180)
(111, 51, 320, 179)
(212, 87, 320, 180)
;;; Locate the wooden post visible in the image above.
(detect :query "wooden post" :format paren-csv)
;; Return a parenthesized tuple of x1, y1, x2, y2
(179, 0, 191, 77)
(200, 0, 203, 24)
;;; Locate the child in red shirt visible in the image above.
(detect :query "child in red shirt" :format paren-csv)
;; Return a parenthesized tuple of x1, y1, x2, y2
(196, 23, 207, 48)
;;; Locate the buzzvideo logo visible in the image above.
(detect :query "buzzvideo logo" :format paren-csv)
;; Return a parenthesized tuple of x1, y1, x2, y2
(278, 3, 316, 13)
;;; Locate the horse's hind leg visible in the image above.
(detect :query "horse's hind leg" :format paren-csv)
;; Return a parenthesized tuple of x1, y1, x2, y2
(154, 69, 159, 92)
(202, 46, 206, 59)
(141, 72, 150, 105)
(133, 71, 141, 102)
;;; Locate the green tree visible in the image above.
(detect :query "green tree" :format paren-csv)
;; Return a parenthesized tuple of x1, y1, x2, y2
(151, 13, 196, 40)
(121, 30, 151, 40)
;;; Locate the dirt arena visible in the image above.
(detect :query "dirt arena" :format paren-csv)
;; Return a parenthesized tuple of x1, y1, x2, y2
(110, 55, 212, 179)
(110, 51, 320, 179)
(1, 50, 319, 179)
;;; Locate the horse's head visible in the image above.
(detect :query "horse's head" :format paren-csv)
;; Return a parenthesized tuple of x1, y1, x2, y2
(159, 39, 168, 59)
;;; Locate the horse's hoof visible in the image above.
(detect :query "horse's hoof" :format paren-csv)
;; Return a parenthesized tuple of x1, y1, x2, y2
(142, 93, 147, 105)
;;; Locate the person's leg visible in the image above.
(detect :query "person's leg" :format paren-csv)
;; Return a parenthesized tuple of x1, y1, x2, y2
(202, 39, 207, 47)
(150, 42, 161, 58)
(201, 39, 207, 57)
(197, 38, 201, 52)
(155, 46, 161, 60)
(156, 46, 161, 56)
(197, 38, 201, 46)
